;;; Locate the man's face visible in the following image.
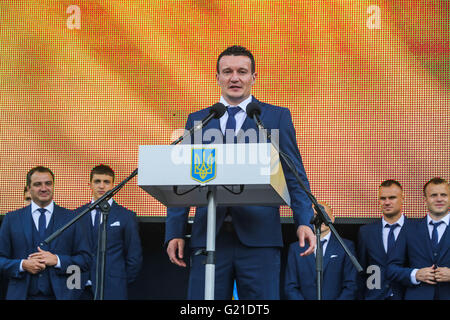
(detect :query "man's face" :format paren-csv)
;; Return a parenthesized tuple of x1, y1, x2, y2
(216, 55, 256, 105)
(89, 174, 114, 201)
(378, 185, 404, 218)
(424, 183, 450, 217)
(29, 171, 54, 207)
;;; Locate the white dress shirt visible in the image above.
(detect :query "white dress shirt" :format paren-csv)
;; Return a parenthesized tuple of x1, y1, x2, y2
(382, 214, 405, 253)
(31, 201, 54, 230)
(20, 201, 61, 272)
(218, 95, 252, 135)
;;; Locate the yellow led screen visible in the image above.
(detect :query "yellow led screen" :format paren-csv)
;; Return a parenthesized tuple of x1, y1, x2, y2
(1, 1, 449, 219)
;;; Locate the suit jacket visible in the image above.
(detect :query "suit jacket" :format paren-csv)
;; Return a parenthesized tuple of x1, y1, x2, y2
(75, 201, 143, 300)
(284, 234, 358, 300)
(387, 217, 450, 300)
(357, 218, 411, 300)
(165, 97, 314, 248)
(0, 204, 91, 300)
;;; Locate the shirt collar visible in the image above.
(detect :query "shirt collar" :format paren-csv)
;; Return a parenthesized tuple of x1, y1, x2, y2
(31, 200, 54, 214)
(382, 214, 405, 228)
(91, 198, 114, 207)
(321, 232, 331, 242)
(427, 212, 450, 226)
(219, 95, 253, 113)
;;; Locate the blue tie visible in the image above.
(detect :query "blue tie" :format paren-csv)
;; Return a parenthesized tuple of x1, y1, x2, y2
(430, 221, 444, 250)
(225, 107, 241, 142)
(37, 208, 47, 241)
(385, 223, 399, 254)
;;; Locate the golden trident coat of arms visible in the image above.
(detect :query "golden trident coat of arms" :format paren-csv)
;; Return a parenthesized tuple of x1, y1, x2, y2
(191, 148, 216, 183)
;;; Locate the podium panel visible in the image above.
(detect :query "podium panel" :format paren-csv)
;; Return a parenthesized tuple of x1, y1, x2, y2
(138, 143, 290, 207)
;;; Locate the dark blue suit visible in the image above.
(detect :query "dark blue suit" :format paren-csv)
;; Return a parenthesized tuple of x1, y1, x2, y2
(284, 235, 358, 300)
(0, 204, 91, 300)
(387, 217, 450, 300)
(357, 218, 410, 300)
(75, 201, 142, 300)
(165, 97, 314, 299)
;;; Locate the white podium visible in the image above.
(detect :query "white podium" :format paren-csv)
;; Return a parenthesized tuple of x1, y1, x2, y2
(138, 143, 290, 300)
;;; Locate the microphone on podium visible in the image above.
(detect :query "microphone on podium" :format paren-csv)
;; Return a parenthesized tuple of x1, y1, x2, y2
(246, 102, 271, 139)
(172, 103, 226, 145)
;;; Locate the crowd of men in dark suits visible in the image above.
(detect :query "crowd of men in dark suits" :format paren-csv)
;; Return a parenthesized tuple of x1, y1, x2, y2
(285, 178, 450, 300)
(0, 165, 142, 300)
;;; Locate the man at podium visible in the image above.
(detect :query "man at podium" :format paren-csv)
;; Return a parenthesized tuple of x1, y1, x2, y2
(165, 45, 315, 299)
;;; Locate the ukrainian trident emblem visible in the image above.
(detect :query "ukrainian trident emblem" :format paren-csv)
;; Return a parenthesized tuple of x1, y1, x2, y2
(191, 148, 216, 183)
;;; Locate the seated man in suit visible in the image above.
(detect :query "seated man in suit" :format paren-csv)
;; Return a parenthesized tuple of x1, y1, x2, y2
(165, 45, 316, 299)
(387, 177, 450, 300)
(284, 201, 358, 300)
(75, 164, 142, 300)
(357, 179, 409, 300)
(0, 166, 91, 300)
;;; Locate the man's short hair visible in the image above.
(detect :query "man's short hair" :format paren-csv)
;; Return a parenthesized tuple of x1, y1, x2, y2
(379, 179, 403, 190)
(90, 164, 115, 182)
(423, 177, 449, 196)
(216, 45, 256, 74)
(26, 166, 54, 187)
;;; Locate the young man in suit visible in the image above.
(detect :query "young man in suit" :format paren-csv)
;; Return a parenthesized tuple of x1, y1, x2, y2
(165, 45, 316, 299)
(357, 179, 409, 299)
(284, 202, 358, 300)
(387, 177, 450, 300)
(0, 166, 91, 300)
(76, 165, 143, 300)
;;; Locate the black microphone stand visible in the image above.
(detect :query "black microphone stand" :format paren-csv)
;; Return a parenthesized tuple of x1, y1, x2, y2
(41, 168, 138, 300)
(249, 109, 363, 300)
(94, 199, 110, 300)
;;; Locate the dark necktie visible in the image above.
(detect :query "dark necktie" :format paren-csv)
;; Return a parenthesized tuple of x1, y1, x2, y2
(430, 221, 444, 250)
(37, 208, 47, 240)
(225, 106, 241, 141)
(93, 207, 101, 229)
(385, 223, 399, 254)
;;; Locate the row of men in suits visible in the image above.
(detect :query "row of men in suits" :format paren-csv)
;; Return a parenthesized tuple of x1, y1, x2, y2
(0, 165, 142, 300)
(284, 178, 450, 300)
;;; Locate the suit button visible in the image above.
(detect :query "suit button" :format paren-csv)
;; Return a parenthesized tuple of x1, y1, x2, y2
(434, 253, 438, 256)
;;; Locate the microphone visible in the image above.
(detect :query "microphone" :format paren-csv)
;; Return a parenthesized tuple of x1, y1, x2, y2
(172, 103, 226, 145)
(246, 102, 270, 139)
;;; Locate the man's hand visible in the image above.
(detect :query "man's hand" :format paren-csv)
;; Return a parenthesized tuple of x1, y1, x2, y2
(296, 225, 316, 257)
(28, 247, 58, 267)
(435, 267, 450, 283)
(167, 238, 186, 267)
(416, 265, 436, 285)
(22, 258, 46, 274)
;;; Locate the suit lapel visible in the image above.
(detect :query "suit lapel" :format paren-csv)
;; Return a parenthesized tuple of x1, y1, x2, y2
(20, 206, 33, 249)
(373, 221, 388, 259)
(322, 235, 334, 271)
(305, 252, 316, 277)
(418, 218, 434, 261)
(237, 96, 265, 142)
(437, 223, 450, 263)
(46, 205, 62, 251)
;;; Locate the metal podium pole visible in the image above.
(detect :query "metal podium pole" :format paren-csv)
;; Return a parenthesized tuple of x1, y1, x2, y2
(204, 186, 217, 300)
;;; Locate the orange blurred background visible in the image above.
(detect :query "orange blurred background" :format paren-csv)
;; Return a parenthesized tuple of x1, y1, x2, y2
(1, 0, 449, 218)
